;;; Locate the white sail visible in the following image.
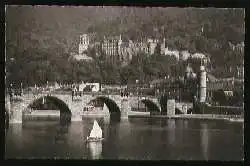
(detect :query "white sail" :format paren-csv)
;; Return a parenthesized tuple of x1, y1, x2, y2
(89, 120, 102, 138)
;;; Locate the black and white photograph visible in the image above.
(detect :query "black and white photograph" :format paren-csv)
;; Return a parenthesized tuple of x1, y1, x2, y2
(5, 6, 244, 160)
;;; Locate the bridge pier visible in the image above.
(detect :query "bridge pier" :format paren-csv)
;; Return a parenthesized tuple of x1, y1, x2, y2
(71, 113, 82, 122)
(9, 111, 22, 124)
(68, 99, 83, 122)
(120, 98, 130, 121)
(120, 116, 129, 123)
(167, 99, 176, 115)
(6, 99, 11, 112)
(9, 102, 23, 124)
(8, 124, 23, 149)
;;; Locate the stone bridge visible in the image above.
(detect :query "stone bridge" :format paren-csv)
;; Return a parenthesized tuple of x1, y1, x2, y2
(5, 91, 193, 124)
(5, 91, 163, 124)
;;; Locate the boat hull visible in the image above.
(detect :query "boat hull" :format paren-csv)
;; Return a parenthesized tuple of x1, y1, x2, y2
(86, 137, 104, 142)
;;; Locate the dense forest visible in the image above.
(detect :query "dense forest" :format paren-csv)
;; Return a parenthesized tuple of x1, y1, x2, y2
(5, 6, 245, 87)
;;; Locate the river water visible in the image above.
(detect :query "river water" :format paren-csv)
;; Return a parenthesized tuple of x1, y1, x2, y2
(5, 117, 244, 160)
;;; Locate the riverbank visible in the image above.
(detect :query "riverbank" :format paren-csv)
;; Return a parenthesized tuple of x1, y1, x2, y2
(23, 114, 60, 121)
(22, 110, 244, 123)
(129, 114, 244, 123)
(23, 110, 60, 120)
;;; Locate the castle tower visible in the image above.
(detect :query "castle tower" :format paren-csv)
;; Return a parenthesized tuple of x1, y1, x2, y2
(199, 58, 207, 103)
(79, 34, 89, 54)
(148, 39, 158, 55)
(118, 34, 122, 57)
(160, 38, 166, 55)
(185, 63, 193, 80)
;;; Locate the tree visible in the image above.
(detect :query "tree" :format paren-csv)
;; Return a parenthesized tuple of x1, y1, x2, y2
(212, 89, 228, 106)
(6, 7, 244, 85)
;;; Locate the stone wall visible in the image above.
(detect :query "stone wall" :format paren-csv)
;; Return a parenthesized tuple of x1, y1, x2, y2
(167, 99, 175, 115)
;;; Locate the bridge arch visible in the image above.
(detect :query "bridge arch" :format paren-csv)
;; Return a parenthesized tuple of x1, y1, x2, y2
(175, 108, 184, 114)
(187, 108, 193, 114)
(141, 99, 161, 113)
(89, 96, 121, 120)
(27, 96, 72, 122)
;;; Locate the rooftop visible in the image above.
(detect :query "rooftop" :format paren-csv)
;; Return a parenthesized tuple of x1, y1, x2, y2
(103, 35, 122, 41)
(207, 73, 218, 82)
(207, 81, 243, 91)
(149, 78, 175, 85)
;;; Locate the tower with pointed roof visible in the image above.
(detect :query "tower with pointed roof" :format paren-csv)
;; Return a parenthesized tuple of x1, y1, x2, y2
(185, 63, 193, 80)
(199, 58, 207, 103)
(118, 34, 122, 58)
(160, 38, 166, 55)
(79, 34, 89, 54)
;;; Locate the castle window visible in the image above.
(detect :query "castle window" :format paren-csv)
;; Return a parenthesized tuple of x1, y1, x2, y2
(80, 37, 83, 44)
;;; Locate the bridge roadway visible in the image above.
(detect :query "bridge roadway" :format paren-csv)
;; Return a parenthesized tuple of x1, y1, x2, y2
(5, 90, 192, 124)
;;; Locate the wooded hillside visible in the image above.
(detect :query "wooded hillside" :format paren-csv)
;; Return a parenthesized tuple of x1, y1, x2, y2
(6, 6, 244, 87)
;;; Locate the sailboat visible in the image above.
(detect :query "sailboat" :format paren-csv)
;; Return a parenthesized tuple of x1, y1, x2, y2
(87, 120, 104, 142)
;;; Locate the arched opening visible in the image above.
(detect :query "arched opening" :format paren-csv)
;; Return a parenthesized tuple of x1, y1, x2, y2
(27, 96, 72, 125)
(89, 96, 121, 122)
(160, 94, 168, 115)
(175, 108, 183, 114)
(187, 108, 193, 114)
(141, 99, 161, 115)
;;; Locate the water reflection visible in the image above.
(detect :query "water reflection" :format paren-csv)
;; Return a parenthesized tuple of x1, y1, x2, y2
(184, 119, 188, 129)
(5, 117, 243, 160)
(200, 123, 209, 160)
(102, 118, 120, 159)
(110, 114, 121, 124)
(54, 124, 69, 144)
(60, 113, 71, 126)
(68, 122, 85, 147)
(7, 124, 23, 149)
(118, 119, 131, 140)
(167, 119, 176, 145)
(160, 119, 167, 127)
(88, 141, 102, 159)
(103, 115, 110, 124)
(5, 110, 9, 130)
(176, 120, 184, 144)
